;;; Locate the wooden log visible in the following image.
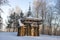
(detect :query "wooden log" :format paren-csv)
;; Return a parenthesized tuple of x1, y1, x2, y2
(31, 27, 34, 36)
(17, 26, 26, 36)
(27, 25, 31, 36)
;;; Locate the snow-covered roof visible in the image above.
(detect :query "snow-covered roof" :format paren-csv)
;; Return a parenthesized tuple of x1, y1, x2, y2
(25, 17, 42, 22)
(18, 19, 24, 27)
(26, 16, 42, 20)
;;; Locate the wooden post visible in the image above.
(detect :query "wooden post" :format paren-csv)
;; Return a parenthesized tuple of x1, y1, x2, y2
(26, 24, 31, 36)
(17, 26, 26, 36)
(21, 26, 25, 36)
(34, 27, 39, 36)
(17, 27, 21, 36)
(34, 27, 37, 36)
(31, 26, 34, 36)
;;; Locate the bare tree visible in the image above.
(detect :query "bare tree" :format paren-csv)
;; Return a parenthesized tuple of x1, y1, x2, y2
(33, 0, 46, 34)
(54, 16, 60, 35)
(0, 0, 9, 12)
(46, 6, 54, 35)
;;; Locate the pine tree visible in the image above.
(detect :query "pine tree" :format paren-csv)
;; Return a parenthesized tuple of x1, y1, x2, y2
(20, 11, 24, 18)
(27, 2, 32, 17)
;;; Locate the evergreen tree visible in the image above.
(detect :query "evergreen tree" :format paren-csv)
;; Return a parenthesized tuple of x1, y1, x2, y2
(7, 11, 24, 32)
(27, 3, 32, 17)
(27, 10, 32, 17)
(20, 11, 24, 18)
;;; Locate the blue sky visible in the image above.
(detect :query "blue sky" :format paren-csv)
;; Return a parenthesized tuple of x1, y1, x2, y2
(9, 0, 33, 12)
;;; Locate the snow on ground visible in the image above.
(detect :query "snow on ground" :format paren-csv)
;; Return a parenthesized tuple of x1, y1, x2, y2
(0, 32, 59, 40)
